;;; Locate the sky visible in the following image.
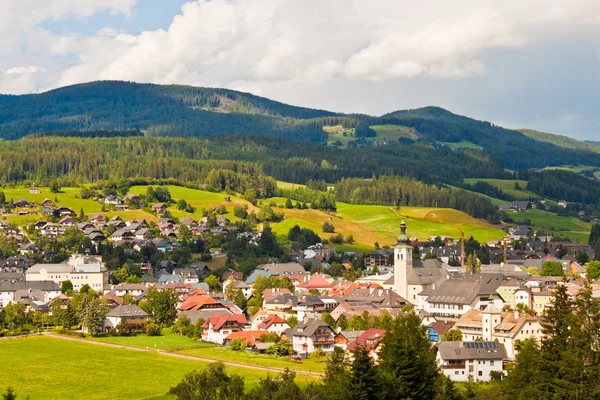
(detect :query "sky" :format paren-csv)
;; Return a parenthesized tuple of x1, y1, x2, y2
(1, 0, 600, 140)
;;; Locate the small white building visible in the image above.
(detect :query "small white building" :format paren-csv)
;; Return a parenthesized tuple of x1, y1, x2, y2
(286, 318, 335, 356)
(437, 341, 506, 382)
(104, 305, 149, 329)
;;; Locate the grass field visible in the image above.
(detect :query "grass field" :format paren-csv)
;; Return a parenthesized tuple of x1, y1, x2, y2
(271, 202, 505, 249)
(1, 184, 505, 248)
(463, 178, 539, 199)
(543, 165, 600, 179)
(370, 124, 420, 140)
(0, 336, 316, 400)
(442, 141, 483, 151)
(509, 209, 592, 242)
(88, 329, 203, 351)
(174, 346, 327, 374)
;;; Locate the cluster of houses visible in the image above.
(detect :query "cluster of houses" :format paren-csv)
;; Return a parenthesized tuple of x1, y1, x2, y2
(2, 213, 600, 383)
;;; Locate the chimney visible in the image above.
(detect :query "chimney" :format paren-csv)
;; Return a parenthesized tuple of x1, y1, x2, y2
(514, 311, 519, 320)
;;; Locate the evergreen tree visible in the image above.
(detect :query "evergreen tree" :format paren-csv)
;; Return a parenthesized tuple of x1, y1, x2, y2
(378, 312, 440, 399)
(349, 346, 382, 400)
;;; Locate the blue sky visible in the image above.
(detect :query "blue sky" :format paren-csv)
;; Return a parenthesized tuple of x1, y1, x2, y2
(1, 0, 599, 141)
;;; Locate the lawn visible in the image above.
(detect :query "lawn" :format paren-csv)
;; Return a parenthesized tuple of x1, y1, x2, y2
(543, 165, 600, 179)
(174, 346, 327, 375)
(0, 336, 317, 400)
(88, 329, 204, 351)
(463, 178, 539, 199)
(442, 141, 483, 151)
(370, 124, 420, 140)
(509, 209, 592, 243)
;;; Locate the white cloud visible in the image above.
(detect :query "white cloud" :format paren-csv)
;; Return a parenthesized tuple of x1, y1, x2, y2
(4, 66, 47, 75)
(2, 0, 600, 98)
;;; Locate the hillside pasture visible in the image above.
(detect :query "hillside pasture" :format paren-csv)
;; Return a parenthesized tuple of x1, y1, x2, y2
(509, 209, 592, 243)
(463, 178, 538, 199)
(442, 141, 483, 151)
(370, 124, 420, 140)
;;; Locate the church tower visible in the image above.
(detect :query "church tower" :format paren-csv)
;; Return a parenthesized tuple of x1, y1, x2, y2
(394, 220, 413, 302)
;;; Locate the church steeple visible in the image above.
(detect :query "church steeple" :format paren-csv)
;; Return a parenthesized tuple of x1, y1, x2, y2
(396, 220, 410, 246)
(394, 220, 413, 303)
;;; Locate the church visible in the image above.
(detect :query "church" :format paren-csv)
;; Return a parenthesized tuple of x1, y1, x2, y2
(393, 221, 448, 305)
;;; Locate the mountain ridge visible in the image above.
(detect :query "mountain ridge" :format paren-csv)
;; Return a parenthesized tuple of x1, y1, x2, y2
(0, 80, 599, 170)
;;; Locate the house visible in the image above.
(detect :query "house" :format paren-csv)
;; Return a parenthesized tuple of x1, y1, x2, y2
(26, 254, 109, 292)
(558, 200, 567, 208)
(111, 228, 134, 242)
(346, 328, 387, 362)
(53, 207, 75, 217)
(152, 238, 173, 253)
(152, 203, 167, 215)
(59, 216, 76, 227)
(297, 273, 333, 293)
(173, 268, 199, 284)
(40, 199, 56, 208)
(113, 283, 147, 297)
(286, 318, 335, 356)
(104, 305, 149, 330)
(18, 243, 39, 255)
(258, 262, 306, 276)
(222, 269, 244, 282)
(104, 195, 123, 205)
(364, 249, 393, 269)
(334, 330, 365, 350)
(179, 291, 228, 311)
(452, 305, 543, 359)
(427, 321, 455, 342)
(124, 194, 140, 203)
(29, 188, 40, 194)
(223, 331, 264, 347)
(510, 201, 531, 212)
(101, 292, 125, 308)
(257, 314, 290, 335)
(89, 214, 107, 224)
(201, 314, 248, 344)
(437, 341, 506, 382)
(14, 199, 31, 208)
(419, 278, 505, 320)
(0, 280, 61, 307)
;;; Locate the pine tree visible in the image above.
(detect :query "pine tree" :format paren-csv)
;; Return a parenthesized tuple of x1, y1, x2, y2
(349, 346, 382, 400)
(378, 312, 440, 399)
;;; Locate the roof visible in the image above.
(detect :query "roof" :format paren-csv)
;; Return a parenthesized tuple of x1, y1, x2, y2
(0, 280, 60, 292)
(225, 331, 265, 346)
(453, 309, 540, 338)
(347, 328, 387, 352)
(426, 279, 499, 305)
(297, 274, 333, 289)
(106, 305, 149, 318)
(27, 263, 72, 274)
(180, 309, 233, 324)
(179, 293, 222, 311)
(258, 262, 305, 275)
(428, 320, 455, 336)
(437, 341, 507, 361)
(203, 314, 248, 330)
(258, 315, 288, 329)
(335, 330, 366, 342)
(288, 318, 333, 337)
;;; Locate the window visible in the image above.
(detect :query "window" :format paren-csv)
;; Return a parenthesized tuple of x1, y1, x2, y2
(478, 371, 483, 377)
(490, 361, 494, 366)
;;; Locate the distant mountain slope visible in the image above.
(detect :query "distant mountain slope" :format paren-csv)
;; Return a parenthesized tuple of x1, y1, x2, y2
(1, 82, 600, 170)
(519, 128, 600, 153)
(0, 81, 345, 141)
(379, 107, 600, 169)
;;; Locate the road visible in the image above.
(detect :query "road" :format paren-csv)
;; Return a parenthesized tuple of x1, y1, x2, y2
(42, 333, 323, 378)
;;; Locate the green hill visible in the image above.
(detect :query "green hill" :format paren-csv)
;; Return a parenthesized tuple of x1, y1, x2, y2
(2, 82, 600, 171)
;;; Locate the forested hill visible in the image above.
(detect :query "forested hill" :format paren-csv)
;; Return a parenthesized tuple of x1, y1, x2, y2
(1, 81, 600, 170)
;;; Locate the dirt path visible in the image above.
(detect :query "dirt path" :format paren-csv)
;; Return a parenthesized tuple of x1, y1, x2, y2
(42, 333, 323, 378)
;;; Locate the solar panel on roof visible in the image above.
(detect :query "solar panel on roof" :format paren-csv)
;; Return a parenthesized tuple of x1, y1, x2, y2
(464, 341, 498, 349)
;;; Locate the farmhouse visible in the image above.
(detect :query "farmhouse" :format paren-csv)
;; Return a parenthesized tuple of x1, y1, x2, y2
(437, 341, 506, 382)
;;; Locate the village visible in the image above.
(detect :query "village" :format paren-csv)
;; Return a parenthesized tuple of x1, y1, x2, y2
(1, 188, 598, 386)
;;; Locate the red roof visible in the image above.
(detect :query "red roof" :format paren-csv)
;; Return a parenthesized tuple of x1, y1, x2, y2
(225, 331, 264, 345)
(203, 314, 248, 330)
(297, 274, 333, 289)
(347, 328, 387, 352)
(427, 321, 454, 336)
(178, 293, 221, 311)
(152, 203, 166, 209)
(258, 315, 287, 330)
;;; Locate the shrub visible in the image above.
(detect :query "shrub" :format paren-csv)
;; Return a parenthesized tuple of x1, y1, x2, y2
(146, 323, 161, 336)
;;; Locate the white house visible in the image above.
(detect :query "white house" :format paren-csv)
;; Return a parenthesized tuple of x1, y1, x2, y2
(257, 314, 290, 335)
(285, 318, 335, 356)
(0, 281, 61, 307)
(452, 305, 543, 359)
(419, 278, 505, 320)
(437, 341, 506, 382)
(201, 314, 248, 344)
(26, 254, 109, 291)
(104, 305, 149, 329)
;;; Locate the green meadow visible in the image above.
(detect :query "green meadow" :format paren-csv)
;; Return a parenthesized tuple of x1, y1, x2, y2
(463, 178, 538, 199)
(442, 140, 483, 151)
(1, 184, 505, 248)
(509, 209, 592, 243)
(0, 336, 317, 400)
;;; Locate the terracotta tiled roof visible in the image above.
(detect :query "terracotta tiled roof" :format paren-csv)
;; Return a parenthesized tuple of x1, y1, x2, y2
(179, 293, 221, 311)
(347, 328, 387, 352)
(225, 330, 264, 345)
(258, 315, 287, 329)
(203, 314, 248, 330)
(297, 274, 333, 289)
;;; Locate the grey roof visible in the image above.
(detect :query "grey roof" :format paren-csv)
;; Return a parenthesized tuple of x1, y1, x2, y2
(258, 262, 305, 275)
(288, 318, 334, 337)
(106, 305, 149, 318)
(27, 264, 71, 273)
(408, 259, 448, 286)
(426, 279, 499, 305)
(437, 341, 507, 361)
(336, 330, 366, 342)
(0, 280, 60, 292)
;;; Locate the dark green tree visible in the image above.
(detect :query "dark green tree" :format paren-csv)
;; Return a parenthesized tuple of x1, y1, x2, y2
(349, 346, 382, 400)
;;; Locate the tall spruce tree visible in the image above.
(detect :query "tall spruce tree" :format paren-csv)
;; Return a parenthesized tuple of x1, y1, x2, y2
(377, 312, 440, 399)
(349, 346, 382, 400)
